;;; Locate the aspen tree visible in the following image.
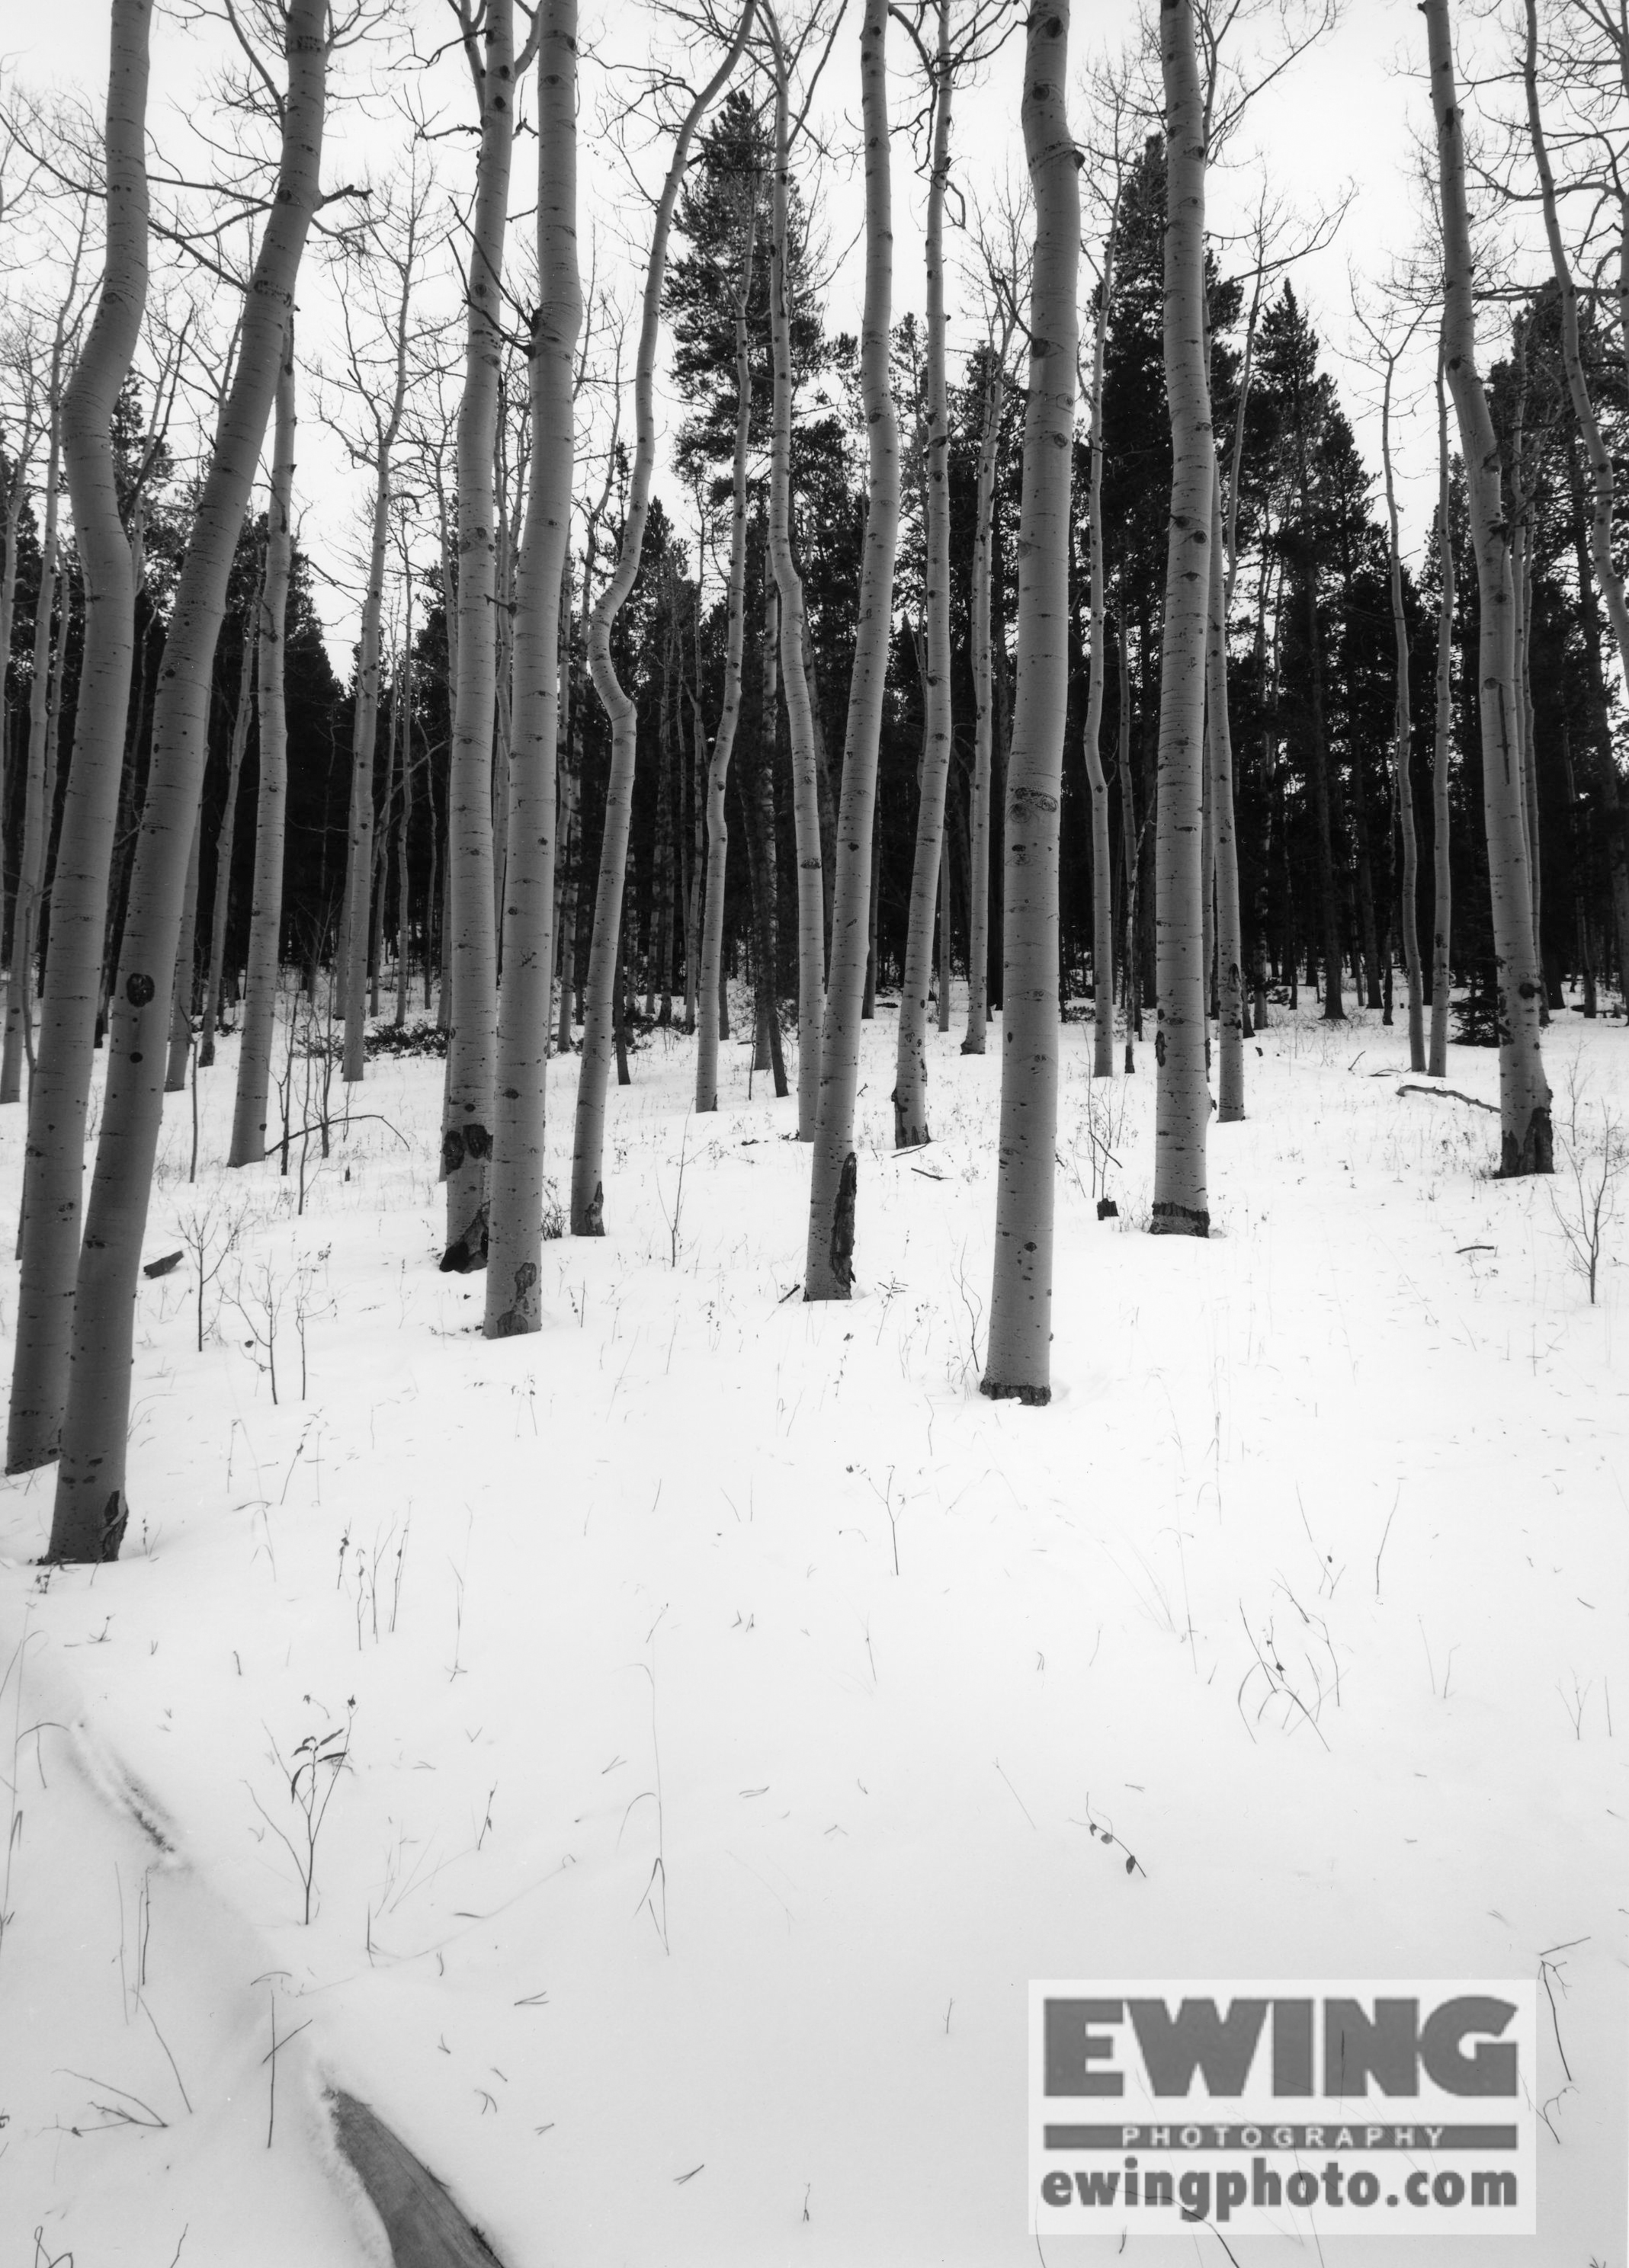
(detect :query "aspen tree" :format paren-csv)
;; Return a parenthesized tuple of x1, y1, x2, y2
(1081, 181, 1119, 1081)
(6, 0, 149, 1476)
(892, 0, 955, 1147)
(338, 165, 428, 1085)
(48, 0, 332, 1563)
(393, 577, 413, 1027)
(1524, 0, 1629, 984)
(979, 0, 1077, 1398)
(962, 329, 1005, 1056)
(1429, 351, 1454, 1079)
(802, 0, 899, 1297)
(484, 0, 580, 1338)
(164, 811, 202, 1091)
(229, 322, 296, 1169)
(199, 591, 258, 1066)
(1150, 0, 1212, 1236)
(765, 4, 823, 1139)
(571, 0, 757, 1230)
(694, 200, 755, 1114)
(442, 0, 535, 1270)
(1205, 460, 1244, 1119)
(1366, 306, 1426, 1071)
(1424, 0, 1550, 1173)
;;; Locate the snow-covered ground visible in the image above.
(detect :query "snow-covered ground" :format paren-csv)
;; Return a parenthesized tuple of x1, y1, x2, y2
(2, 992, 1625, 2265)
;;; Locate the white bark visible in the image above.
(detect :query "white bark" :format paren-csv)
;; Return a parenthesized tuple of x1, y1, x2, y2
(893, 0, 954, 1147)
(979, 0, 1077, 1399)
(803, 0, 899, 1298)
(1206, 460, 1243, 1120)
(962, 341, 1002, 1057)
(6, 0, 149, 1475)
(442, 0, 523, 1269)
(1151, 0, 1212, 1236)
(1081, 195, 1119, 1081)
(766, 11, 823, 1140)
(50, 0, 329, 1562)
(229, 325, 296, 1169)
(569, 0, 756, 1231)
(694, 210, 756, 1116)
(485, 0, 580, 1337)
(199, 595, 257, 1068)
(1425, 0, 1550, 1173)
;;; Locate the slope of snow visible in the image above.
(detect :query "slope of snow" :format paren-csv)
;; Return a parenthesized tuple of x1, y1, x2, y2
(2, 995, 1624, 2263)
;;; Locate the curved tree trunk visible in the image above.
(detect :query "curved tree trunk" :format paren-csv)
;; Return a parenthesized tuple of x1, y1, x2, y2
(1082, 196, 1118, 1081)
(228, 328, 296, 1169)
(6, 0, 150, 1476)
(571, 0, 755, 1230)
(1426, 0, 1550, 1174)
(48, 0, 329, 1564)
(484, 0, 580, 1337)
(442, 0, 521, 1270)
(963, 345, 1002, 1056)
(1207, 462, 1244, 1120)
(694, 213, 756, 1115)
(803, 0, 899, 1299)
(1429, 358, 1454, 1078)
(200, 597, 257, 1067)
(1150, 0, 1212, 1236)
(979, 0, 1077, 1399)
(893, 0, 954, 1148)
(766, 19, 823, 1139)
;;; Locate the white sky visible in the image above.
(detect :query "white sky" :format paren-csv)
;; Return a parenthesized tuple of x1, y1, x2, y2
(5, 0, 1499, 665)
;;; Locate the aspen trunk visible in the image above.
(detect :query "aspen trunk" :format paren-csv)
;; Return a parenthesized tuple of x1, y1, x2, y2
(484, 0, 579, 1338)
(893, 0, 954, 1148)
(694, 210, 756, 1115)
(48, 0, 329, 1562)
(6, 0, 149, 1476)
(1426, 0, 1550, 1171)
(747, 575, 788, 1093)
(964, 345, 1002, 1056)
(2, 363, 63, 1105)
(572, 0, 755, 1228)
(1150, 0, 1212, 1236)
(163, 808, 201, 1091)
(441, 0, 521, 1267)
(200, 601, 257, 1067)
(1206, 462, 1243, 1120)
(342, 400, 407, 1080)
(1081, 200, 1118, 1081)
(1382, 357, 1425, 1070)
(1429, 360, 1454, 1078)
(394, 610, 412, 1028)
(980, 0, 1077, 1397)
(228, 328, 296, 1169)
(1524, 0, 1629, 999)
(803, 0, 899, 1297)
(767, 21, 823, 1138)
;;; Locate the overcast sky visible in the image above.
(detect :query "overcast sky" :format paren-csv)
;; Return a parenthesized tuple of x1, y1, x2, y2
(6, 0, 1499, 665)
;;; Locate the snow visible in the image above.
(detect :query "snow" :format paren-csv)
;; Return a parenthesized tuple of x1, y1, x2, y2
(2, 995, 1626, 2264)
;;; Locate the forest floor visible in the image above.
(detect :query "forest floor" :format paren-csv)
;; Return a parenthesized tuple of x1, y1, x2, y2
(2, 988, 1626, 2266)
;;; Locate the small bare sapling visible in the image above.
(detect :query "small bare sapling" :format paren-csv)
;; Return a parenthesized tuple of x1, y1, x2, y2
(174, 1190, 248, 1353)
(1548, 1101, 1624, 1305)
(249, 1703, 355, 1924)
